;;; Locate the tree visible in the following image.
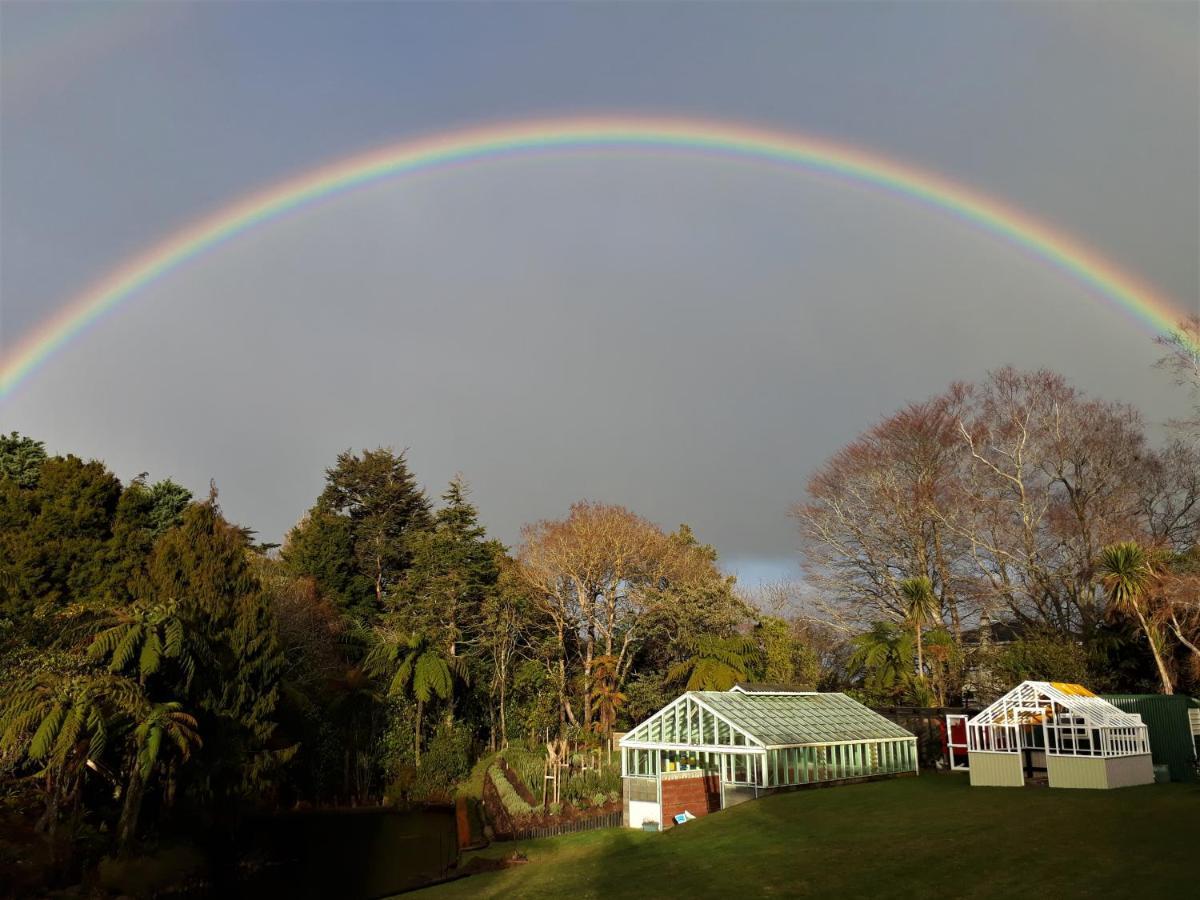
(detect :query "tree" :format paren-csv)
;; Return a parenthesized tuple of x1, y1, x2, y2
(1155, 315, 1200, 441)
(1157, 551, 1200, 679)
(588, 654, 626, 737)
(0, 432, 47, 489)
(85, 599, 206, 690)
(517, 503, 736, 731)
(145, 495, 288, 801)
(847, 622, 916, 703)
(282, 509, 362, 613)
(899, 576, 939, 684)
(364, 629, 464, 764)
(0, 454, 123, 618)
(666, 634, 761, 691)
(0, 669, 142, 838)
(480, 556, 530, 749)
(314, 448, 432, 614)
(399, 477, 500, 672)
(796, 369, 1190, 644)
(794, 387, 972, 635)
(1096, 542, 1173, 694)
(993, 632, 1091, 686)
(117, 701, 201, 854)
(754, 615, 819, 689)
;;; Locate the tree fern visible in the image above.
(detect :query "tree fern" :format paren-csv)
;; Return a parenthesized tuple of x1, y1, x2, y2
(667, 634, 762, 691)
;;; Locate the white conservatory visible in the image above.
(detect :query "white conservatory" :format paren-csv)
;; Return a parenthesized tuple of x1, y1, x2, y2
(963, 681, 1153, 789)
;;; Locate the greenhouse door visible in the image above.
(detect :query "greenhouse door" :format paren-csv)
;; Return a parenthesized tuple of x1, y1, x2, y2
(946, 715, 970, 770)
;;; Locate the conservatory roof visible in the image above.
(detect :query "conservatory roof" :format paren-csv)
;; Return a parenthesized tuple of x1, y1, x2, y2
(970, 681, 1147, 729)
(621, 690, 914, 750)
(697, 692, 914, 745)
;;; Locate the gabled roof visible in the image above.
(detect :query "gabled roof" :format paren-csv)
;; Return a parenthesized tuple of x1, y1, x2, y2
(970, 681, 1146, 729)
(730, 682, 812, 694)
(694, 691, 914, 746)
(621, 689, 914, 750)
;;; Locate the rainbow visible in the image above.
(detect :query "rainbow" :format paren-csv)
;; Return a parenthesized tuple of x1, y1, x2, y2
(1, 115, 1192, 400)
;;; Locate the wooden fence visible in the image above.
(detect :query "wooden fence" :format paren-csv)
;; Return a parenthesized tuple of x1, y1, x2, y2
(506, 811, 623, 842)
(871, 706, 979, 769)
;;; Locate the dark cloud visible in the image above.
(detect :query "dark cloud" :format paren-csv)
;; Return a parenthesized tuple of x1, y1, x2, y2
(2, 3, 1196, 582)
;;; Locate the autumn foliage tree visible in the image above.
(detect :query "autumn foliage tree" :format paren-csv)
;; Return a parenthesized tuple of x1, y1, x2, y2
(516, 501, 738, 734)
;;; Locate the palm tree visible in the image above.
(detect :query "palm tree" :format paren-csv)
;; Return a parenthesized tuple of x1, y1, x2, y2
(1097, 541, 1173, 693)
(364, 629, 465, 764)
(898, 576, 939, 683)
(666, 634, 761, 691)
(117, 701, 201, 854)
(848, 622, 916, 703)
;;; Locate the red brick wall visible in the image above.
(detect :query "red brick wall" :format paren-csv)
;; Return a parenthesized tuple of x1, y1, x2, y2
(660, 774, 721, 826)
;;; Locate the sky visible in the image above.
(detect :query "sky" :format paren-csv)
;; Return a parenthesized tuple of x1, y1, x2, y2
(1, 1, 1197, 585)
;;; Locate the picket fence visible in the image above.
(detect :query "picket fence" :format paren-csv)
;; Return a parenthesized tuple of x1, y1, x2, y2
(507, 810, 622, 841)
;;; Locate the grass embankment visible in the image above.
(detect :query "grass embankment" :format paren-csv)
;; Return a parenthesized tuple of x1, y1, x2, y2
(419, 775, 1199, 899)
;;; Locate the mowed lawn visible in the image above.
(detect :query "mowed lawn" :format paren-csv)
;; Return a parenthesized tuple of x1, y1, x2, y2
(417, 775, 1198, 898)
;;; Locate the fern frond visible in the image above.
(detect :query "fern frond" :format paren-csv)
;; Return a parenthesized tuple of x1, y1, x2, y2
(111, 627, 142, 673)
(28, 707, 65, 761)
(139, 631, 163, 678)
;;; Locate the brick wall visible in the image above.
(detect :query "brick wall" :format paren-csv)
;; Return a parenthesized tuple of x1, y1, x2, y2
(660, 774, 720, 827)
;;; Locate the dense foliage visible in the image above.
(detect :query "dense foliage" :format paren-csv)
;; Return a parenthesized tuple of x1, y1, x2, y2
(0, 439, 790, 877)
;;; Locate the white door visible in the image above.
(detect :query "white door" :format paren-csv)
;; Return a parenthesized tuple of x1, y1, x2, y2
(946, 714, 970, 770)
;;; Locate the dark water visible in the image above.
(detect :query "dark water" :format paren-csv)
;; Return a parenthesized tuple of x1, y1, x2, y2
(232, 807, 457, 899)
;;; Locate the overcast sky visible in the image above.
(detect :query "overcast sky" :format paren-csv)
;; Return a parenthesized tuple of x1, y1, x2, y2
(1, 1, 1197, 584)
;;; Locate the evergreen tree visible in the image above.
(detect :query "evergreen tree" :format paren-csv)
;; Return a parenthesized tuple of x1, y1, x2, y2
(288, 448, 431, 618)
(282, 509, 363, 613)
(0, 455, 122, 619)
(400, 477, 500, 660)
(0, 432, 47, 489)
(146, 495, 289, 802)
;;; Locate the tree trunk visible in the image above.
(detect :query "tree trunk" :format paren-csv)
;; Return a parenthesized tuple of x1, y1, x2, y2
(1167, 613, 1200, 660)
(1134, 607, 1174, 694)
(414, 699, 424, 766)
(117, 764, 146, 856)
(499, 676, 509, 749)
(582, 637, 594, 730)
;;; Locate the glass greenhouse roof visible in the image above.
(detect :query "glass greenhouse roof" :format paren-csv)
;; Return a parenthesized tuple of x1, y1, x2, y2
(622, 690, 914, 749)
(696, 692, 914, 745)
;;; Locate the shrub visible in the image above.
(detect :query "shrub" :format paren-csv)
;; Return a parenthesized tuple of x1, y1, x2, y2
(457, 751, 500, 801)
(413, 724, 473, 801)
(591, 792, 608, 808)
(562, 765, 621, 807)
(489, 766, 533, 818)
(502, 746, 547, 804)
(548, 801, 562, 817)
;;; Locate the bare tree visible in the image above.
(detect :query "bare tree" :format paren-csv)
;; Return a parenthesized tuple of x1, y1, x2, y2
(797, 369, 1194, 642)
(1155, 315, 1200, 442)
(794, 387, 975, 634)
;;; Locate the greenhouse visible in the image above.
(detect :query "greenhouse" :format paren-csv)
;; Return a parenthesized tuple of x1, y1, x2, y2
(965, 681, 1153, 789)
(619, 689, 918, 830)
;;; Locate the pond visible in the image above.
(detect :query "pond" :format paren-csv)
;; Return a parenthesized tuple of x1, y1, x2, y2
(231, 806, 457, 898)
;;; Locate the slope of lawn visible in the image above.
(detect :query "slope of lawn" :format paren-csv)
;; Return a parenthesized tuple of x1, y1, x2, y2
(417, 775, 1199, 898)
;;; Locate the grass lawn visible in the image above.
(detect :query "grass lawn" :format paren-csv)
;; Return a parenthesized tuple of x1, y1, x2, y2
(416, 775, 1199, 898)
